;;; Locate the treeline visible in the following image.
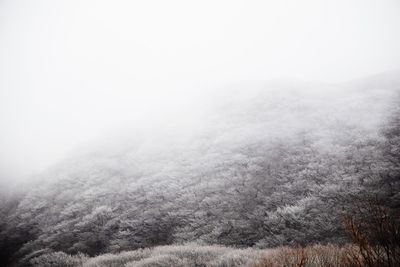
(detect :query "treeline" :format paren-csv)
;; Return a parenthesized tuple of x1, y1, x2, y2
(22, 203, 400, 266)
(0, 79, 399, 266)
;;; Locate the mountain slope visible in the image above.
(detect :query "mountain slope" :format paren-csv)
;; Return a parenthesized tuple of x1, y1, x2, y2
(1, 76, 400, 266)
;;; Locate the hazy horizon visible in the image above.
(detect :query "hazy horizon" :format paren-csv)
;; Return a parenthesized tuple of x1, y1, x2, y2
(1, 0, 400, 184)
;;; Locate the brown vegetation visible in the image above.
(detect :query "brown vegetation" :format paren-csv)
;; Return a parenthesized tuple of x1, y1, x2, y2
(253, 245, 350, 267)
(342, 201, 400, 267)
(254, 199, 400, 267)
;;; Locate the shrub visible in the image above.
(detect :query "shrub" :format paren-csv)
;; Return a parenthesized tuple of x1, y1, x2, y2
(30, 251, 87, 267)
(125, 254, 188, 267)
(209, 249, 262, 267)
(82, 249, 150, 267)
(253, 245, 350, 267)
(343, 201, 400, 267)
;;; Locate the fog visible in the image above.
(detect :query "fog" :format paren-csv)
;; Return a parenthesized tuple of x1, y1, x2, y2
(1, 0, 400, 184)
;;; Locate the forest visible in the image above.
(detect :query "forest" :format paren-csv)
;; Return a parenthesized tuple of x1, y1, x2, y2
(0, 75, 399, 266)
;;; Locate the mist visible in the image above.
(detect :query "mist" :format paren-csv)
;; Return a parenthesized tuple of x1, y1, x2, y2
(2, 1, 400, 266)
(1, 0, 400, 183)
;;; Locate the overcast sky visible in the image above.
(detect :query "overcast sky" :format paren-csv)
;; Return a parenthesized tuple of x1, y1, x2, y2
(1, 0, 400, 183)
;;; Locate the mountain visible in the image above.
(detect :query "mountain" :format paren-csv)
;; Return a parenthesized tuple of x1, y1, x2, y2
(1, 74, 400, 266)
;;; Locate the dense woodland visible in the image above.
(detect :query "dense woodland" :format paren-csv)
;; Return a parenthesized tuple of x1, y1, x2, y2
(0, 75, 399, 266)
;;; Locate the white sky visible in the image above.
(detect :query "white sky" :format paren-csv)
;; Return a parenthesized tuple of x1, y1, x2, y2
(1, 0, 400, 183)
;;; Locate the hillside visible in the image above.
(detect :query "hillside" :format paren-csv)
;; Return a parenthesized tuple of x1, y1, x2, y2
(1, 76, 400, 266)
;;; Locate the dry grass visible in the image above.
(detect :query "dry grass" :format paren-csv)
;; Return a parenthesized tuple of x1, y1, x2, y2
(253, 244, 352, 267)
(30, 244, 264, 267)
(28, 244, 365, 267)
